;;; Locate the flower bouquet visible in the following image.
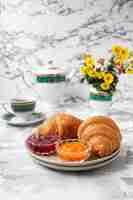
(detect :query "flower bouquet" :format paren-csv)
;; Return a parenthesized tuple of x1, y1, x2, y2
(80, 45, 133, 115)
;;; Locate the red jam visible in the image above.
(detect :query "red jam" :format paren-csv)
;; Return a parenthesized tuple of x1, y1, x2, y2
(26, 134, 59, 156)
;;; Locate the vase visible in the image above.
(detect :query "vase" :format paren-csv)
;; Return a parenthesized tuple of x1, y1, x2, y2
(88, 86, 113, 116)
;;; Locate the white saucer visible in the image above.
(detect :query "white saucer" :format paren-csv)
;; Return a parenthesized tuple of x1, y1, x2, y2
(3, 112, 46, 126)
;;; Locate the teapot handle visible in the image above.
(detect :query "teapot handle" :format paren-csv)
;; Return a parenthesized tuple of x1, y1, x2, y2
(22, 70, 42, 99)
(22, 70, 36, 88)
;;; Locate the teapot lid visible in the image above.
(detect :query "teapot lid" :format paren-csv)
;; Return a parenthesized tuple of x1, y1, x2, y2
(32, 65, 65, 77)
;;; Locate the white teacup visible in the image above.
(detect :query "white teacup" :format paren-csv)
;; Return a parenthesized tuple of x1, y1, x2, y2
(3, 98, 36, 119)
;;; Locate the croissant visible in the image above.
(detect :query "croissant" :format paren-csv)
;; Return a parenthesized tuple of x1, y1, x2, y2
(78, 116, 121, 157)
(33, 112, 81, 139)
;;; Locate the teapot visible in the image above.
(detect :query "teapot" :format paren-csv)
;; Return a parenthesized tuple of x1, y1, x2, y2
(24, 64, 77, 112)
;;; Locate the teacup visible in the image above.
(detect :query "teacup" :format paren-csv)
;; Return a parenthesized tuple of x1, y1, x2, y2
(3, 98, 36, 119)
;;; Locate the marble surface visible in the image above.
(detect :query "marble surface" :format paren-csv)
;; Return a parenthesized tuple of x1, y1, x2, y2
(0, 0, 133, 100)
(0, 99, 133, 200)
(0, 0, 133, 199)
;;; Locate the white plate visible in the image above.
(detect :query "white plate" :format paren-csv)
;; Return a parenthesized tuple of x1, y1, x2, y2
(5, 112, 46, 126)
(31, 151, 120, 171)
(29, 148, 120, 167)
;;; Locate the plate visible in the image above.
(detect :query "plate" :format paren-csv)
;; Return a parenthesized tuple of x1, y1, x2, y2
(3, 112, 46, 126)
(31, 150, 120, 171)
(29, 148, 120, 167)
(27, 148, 120, 171)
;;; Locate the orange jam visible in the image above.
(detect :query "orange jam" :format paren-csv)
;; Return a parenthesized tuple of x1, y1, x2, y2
(56, 139, 89, 162)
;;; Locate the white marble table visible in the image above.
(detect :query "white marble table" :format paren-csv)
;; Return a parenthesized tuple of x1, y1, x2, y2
(0, 100, 133, 200)
(0, 0, 133, 198)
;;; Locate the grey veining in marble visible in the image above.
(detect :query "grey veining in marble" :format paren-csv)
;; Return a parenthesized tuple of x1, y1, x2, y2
(0, 0, 133, 100)
(0, 0, 133, 199)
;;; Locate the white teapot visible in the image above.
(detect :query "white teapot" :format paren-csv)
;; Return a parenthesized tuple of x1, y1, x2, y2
(24, 64, 77, 112)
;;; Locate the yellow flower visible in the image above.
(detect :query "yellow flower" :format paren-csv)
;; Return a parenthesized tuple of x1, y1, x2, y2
(128, 57, 133, 67)
(130, 63, 133, 68)
(126, 69, 133, 74)
(80, 66, 97, 77)
(120, 47, 129, 60)
(95, 72, 103, 79)
(112, 45, 122, 56)
(84, 55, 95, 67)
(100, 82, 110, 91)
(101, 72, 105, 77)
(113, 57, 122, 65)
(112, 45, 129, 61)
(87, 69, 96, 77)
(80, 66, 88, 74)
(104, 73, 114, 84)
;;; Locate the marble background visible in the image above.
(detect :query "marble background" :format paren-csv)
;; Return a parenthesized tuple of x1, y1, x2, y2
(1, 1, 133, 199)
(0, 0, 133, 100)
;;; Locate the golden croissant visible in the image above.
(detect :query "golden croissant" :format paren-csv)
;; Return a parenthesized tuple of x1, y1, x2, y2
(33, 112, 81, 139)
(78, 116, 121, 157)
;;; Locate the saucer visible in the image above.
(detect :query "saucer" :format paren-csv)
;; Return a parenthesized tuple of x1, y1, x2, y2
(3, 112, 46, 127)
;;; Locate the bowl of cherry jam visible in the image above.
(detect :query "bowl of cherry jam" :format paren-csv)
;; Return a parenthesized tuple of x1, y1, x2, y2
(26, 134, 60, 156)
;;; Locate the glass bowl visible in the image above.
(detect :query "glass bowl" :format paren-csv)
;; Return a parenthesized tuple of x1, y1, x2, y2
(26, 134, 60, 156)
(56, 139, 91, 162)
